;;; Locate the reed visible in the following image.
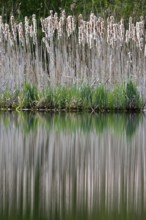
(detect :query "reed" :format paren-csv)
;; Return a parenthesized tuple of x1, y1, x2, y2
(0, 12, 145, 95)
(0, 81, 144, 111)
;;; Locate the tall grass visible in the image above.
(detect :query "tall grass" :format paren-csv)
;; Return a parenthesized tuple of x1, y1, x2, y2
(0, 12, 145, 95)
(0, 81, 144, 111)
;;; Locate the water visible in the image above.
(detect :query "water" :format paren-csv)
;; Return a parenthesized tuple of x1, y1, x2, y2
(0, 112, 146, 220)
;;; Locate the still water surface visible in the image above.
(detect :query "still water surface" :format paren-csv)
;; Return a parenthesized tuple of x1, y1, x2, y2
(0, 112, 146, 220)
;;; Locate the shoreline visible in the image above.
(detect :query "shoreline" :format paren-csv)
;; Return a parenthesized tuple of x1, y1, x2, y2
(0, 81, 144, 112)
(0, 108, 143, 113)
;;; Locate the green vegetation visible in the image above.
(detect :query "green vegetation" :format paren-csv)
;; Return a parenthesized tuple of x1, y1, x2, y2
(0, 0, 145, 20)
(0, 81, 144, 112)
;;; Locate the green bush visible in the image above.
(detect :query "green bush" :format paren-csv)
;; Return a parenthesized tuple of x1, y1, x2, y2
(108, 85, 126, 110)
(80, 84, 93, 109)
(1, 0, 145, 20)
(92, 85, 108, 110)
(19, 83, 40, 108)
(125, 81, 143, 110)
(0, 81, 144, 112)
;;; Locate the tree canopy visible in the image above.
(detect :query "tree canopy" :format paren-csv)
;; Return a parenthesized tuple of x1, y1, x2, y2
(0, 0, 146, 20)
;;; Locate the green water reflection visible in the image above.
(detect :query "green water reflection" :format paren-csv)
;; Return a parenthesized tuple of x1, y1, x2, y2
(0, 112, 145, 220)
(0, 112, 142, 137)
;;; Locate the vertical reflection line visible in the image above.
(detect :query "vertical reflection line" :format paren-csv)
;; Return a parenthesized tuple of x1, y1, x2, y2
(140, 125, 144, 213)
(3, 169, 6, 212)
(108, 131, 112, 212)
(22, 166, 26, 215)
(30, 167, 34, 216)
(105, 132, 107, 210)
(142, 121, 146, 209)
(16, 167, 20, 211)
(126, 140, 129, 212)
(87, 141, 90, 213)
(117, 138, 121, 212)
(105, 133, 107, 211)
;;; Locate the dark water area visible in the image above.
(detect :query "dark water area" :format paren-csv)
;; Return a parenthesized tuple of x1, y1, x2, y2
(0, 112, 146, 220)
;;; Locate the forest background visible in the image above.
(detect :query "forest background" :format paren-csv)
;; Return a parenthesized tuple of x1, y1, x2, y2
(0, 0, 146, 21)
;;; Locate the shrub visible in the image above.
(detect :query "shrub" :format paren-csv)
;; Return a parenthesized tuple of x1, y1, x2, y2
(19, 83, 40, 108)
(125, 81, 143, 110)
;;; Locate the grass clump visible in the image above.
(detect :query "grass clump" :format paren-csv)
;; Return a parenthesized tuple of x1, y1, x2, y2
(0, 90, 19, 109)
(108, 85, 126, 110)
(92, 85, 108, 111)
(125, 81, 143, 110)
(0, 81, 144, 112)
(18, 83, 40, 109)
(79, 84, 93, 109)
(53, 86, 72, 109)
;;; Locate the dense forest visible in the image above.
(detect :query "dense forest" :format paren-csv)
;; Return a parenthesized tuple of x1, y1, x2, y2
(0, 0, 146, 20)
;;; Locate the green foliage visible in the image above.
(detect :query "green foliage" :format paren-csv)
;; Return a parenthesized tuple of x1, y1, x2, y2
(125, 81, 144, 110)
(108, 85, 126, 110)
(0, 0, 145, 21)
(38, 87, 54, 109)
(0, 81, 144, 112)
(92, 85, 108, 110)
(0, 90, 12, 108)
(19, 83, 40, 108)
(53, 86, 71, 109)
(0, 89, 19, 109)
(69, 86, 82, 110)
(80, 84, 93, 109)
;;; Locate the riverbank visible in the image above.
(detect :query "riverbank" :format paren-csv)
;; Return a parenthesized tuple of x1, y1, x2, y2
(0, 81, 144, 112)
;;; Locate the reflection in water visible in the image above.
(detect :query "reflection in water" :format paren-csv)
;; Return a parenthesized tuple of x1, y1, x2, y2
(0, 113, 146, 220)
